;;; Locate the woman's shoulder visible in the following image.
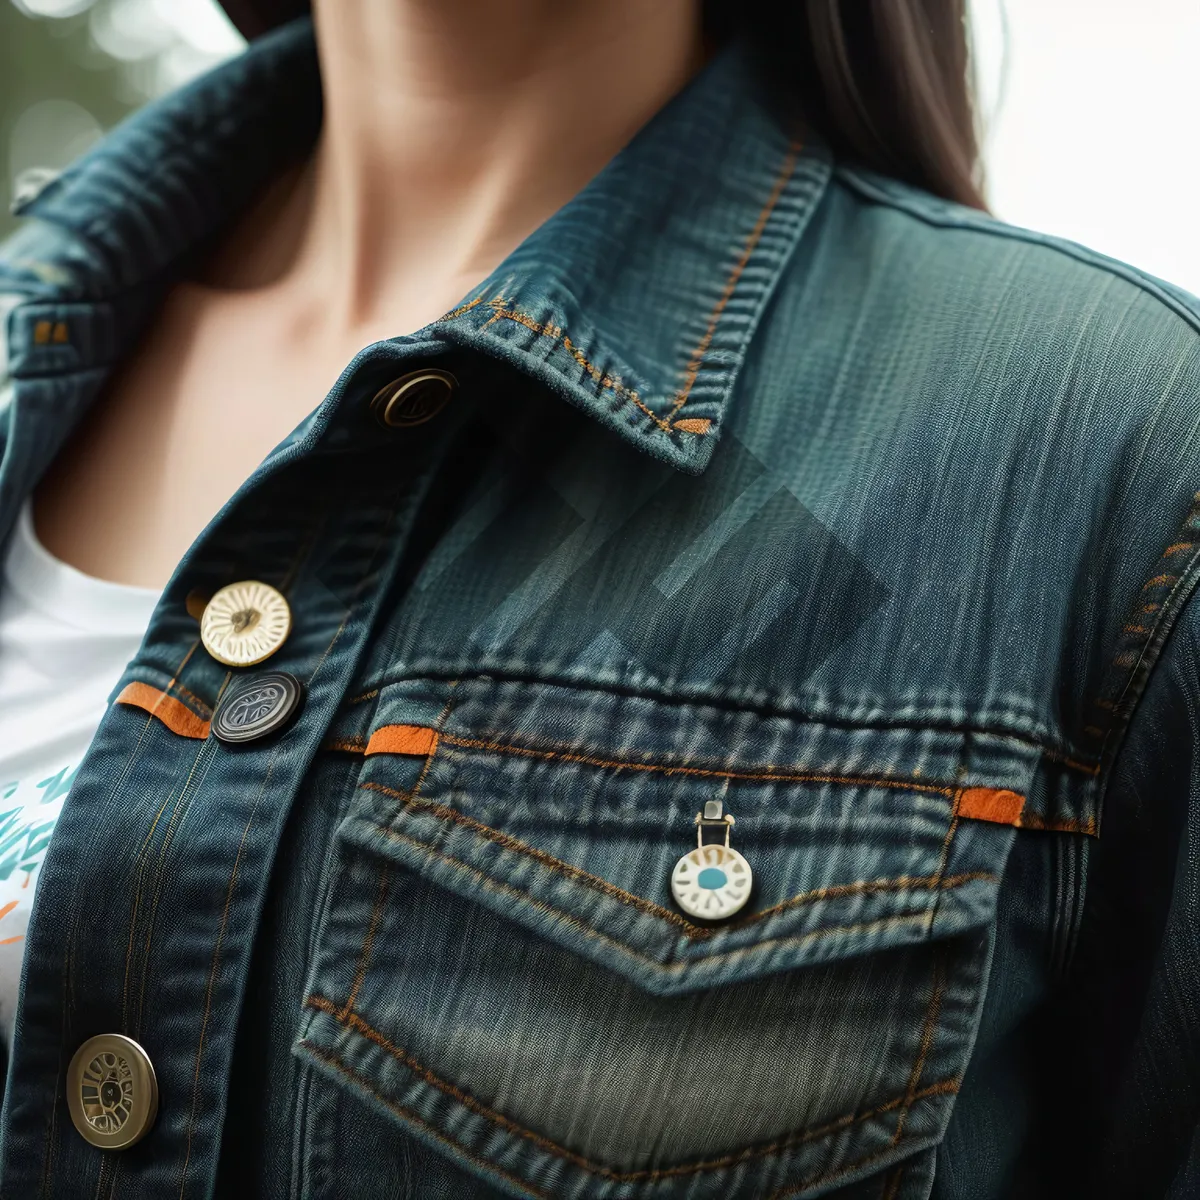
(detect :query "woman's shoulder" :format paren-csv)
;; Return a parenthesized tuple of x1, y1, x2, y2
(823, 164, 1200, 367)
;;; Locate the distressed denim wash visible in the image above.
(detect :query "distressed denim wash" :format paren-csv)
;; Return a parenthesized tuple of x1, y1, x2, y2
(0, 17, 1199, 1200)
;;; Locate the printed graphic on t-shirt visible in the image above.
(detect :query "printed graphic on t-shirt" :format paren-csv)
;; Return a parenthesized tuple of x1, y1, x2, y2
(0, 766, 73, 1040)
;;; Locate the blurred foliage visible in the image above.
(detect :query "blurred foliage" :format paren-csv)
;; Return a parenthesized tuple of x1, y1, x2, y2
(0, 4, 136, 240)
(1, 1, 241, 243)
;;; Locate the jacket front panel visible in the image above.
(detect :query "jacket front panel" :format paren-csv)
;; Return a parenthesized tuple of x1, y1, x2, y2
(1, 18, 1199, 1200)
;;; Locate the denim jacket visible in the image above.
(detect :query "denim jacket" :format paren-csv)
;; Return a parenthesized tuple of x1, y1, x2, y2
(1, 18, 1198, 1200)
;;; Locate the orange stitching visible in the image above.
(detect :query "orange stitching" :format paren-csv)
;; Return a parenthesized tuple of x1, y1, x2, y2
(1018, 811, 1097, 835)
(891, 951, 946, 1146)
(363, 780, 993, 940)
(324, 738, 367, 753)
(1164, 542, 1195, 557)
(359, 820, 957, 969)
(178, 755, 275, 1198)
(433, 730, 959, 798)
(673, 417, 712, 434)
(1142, 574, 1178, 590)
(348, 688, 380, 705)
(343, 867, 390, 1019)
(666, 142, 802, 423)
(298, 1041, 552, 1199)
(33, 319, 52, 344)
(167, 680, 212, 717)
(483, 302, 673, 432)
(439, 293, 488, 321)
(1038, 745, 1101, 775)
(179, 494, 401, 1197)
(925, 791, 962, 936)
(303, 995, 957, 1182)
(768, 1132, 949, 1200)
(120, 639, 209, 1034)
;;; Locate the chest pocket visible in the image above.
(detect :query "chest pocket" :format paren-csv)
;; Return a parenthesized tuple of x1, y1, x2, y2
(298, 677, 1030, 1199)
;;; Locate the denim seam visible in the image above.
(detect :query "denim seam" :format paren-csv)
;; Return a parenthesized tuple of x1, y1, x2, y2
(301, 996, 958, 1183)
(835, 166, 1200, 343)
(355, 822, 977, 970)
(119, 640, 203, 1029)
(664, 141, 803, 424)
(354, 666, 1098, 774)
(362, 780, 991, 940)
(880, 1164, 906, 1200)
(176, 498, 406, 1199)
(342, 867, 391, 1020)
(767, 1138, 933, 1200)
(890, 950, 947, 1148)
(41, 635, 206, 1196)
(298, 1039, 545, 1200)
(482, 301, 671, 430)
(1086, 493, 1200, 809)
(436, 142, 802, 436)
(342, 686, 458, 1019)
(421, 731, 963, 797)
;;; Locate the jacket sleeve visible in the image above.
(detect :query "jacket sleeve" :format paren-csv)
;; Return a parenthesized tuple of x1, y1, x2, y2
(1047, 593, 1200, 1198)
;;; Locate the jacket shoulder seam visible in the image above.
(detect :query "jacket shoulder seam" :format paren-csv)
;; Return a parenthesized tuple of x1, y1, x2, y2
(834, 167, 1200, 344)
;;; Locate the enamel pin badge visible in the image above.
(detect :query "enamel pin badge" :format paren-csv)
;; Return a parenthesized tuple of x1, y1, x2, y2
(671, 799, 753, 919)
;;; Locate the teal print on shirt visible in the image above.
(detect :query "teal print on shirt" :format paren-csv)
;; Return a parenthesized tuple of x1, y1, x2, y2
(0, 808, 58, 883)
(36, 766, 76, 805)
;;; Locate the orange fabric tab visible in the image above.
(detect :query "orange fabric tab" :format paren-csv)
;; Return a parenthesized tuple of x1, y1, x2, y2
(365, 724, 439, 757)
(673, 418, 712, 435)
(958, 787, 1026, 827)
(116, 681, 211, 740)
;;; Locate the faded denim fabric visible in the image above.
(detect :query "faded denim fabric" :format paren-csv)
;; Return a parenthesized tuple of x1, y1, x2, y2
(1, 17, 1199, 1199)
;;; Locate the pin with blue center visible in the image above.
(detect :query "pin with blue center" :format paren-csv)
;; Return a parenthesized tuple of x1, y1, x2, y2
(671, 799, 752, 919)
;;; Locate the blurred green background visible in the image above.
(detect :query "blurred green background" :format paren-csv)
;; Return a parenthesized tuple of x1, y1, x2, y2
(0, 0, 242, 241)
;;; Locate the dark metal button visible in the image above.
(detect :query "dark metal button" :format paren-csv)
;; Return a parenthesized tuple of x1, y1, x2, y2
(67, 1033, 158, 1150)
(212, 672, 304, 744)
(371, 368, 457, 428)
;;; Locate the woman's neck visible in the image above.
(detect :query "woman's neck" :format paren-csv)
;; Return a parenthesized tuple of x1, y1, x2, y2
(211, 0, 703, 338)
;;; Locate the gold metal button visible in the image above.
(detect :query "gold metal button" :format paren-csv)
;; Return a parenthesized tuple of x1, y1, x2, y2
(371, 368, 457, 427)
(67, 1033, 158, 1150)
(200, 580, 291, 667)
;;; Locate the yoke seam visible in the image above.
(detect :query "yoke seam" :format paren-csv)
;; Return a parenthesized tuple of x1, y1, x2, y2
(349, 667, 1102, 775)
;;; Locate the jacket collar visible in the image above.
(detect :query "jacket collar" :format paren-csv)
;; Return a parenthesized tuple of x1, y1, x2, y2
(2, 17, 831, 474)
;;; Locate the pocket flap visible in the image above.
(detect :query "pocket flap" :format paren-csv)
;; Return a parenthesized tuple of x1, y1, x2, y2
(337, 678, 1023, 997)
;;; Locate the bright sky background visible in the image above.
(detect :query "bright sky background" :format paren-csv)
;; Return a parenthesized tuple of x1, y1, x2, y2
(971, 0, 1200, 295)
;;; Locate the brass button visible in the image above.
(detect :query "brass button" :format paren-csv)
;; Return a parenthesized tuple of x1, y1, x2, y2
(200, 580, 291, 667)
(67, 1033, 158, 1150)
(371, 368, 457, 428)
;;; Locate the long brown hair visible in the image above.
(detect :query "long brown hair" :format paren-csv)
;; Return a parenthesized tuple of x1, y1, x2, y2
(707, 0, 985, 208)
(220, 0, 986, 209)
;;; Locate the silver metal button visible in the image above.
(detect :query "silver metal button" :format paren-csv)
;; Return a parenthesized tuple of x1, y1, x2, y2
(67, 1033, 158, 1150)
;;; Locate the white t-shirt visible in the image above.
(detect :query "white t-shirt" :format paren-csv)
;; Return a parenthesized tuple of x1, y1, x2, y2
(0, 502, 159, 1049)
